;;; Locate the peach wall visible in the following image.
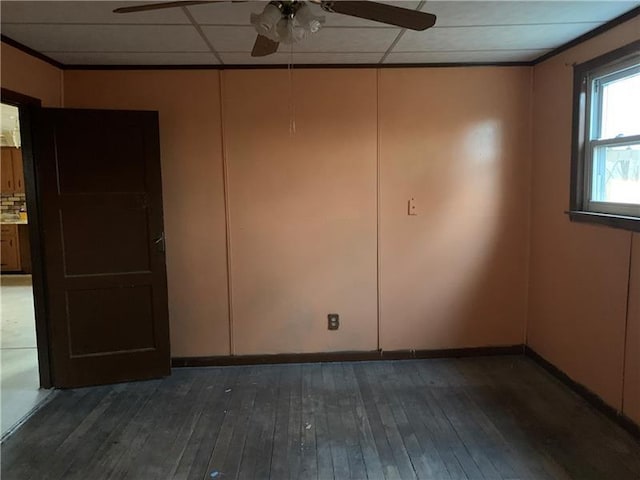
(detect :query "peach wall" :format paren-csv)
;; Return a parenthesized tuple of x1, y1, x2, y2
(222, 69, 378, 354)
(63, 65, 533, 357)
(528, 17, 640, 412)
(1, 42, 62, 107)
(64, 70, 231, 357)
(379, 68, 532, 350)
(625, 233, 640, 424)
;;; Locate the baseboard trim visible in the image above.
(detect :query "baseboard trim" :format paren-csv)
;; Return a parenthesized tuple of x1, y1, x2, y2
(524, 346, 640, 440)
(172, 344, 524, 368)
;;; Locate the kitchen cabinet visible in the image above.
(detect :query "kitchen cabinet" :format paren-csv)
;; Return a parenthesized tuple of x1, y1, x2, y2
(12, 149, 24, 193)
(1, 224, 31, 273)
(0, 147, 24, 193)
(18, 224, 31, 273)
(1, 224, 21, 272)
(1, 148, 14, 193)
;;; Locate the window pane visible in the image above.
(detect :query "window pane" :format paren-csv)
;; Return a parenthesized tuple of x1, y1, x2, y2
(599, 71, 640, 139)
(591, 143, 640, 204)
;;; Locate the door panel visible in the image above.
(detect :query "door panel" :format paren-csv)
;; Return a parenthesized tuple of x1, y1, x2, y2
(66, 285, 155, 356)
(54, 119, 148, 193)
(34, 108, 170, 388)
(60, 196, 151, 275)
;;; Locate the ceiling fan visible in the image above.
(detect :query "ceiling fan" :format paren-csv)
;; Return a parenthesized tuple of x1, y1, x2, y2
(113, 1, 437, 57)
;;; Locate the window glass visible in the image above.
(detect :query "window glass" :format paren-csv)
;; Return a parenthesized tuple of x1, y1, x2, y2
(591, 143, 640, 204)
(599, 71, 640, 139)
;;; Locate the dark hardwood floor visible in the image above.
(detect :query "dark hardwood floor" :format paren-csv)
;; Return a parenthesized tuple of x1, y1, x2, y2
(2, 356, 639, 479)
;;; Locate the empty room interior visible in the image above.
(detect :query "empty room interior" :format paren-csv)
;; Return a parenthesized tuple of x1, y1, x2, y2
(0, 1, 639, 478)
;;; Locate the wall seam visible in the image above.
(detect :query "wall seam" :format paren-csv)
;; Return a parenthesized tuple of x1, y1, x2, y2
(376, 68, 381, 352)
(621, 232, 634, 413)
(219, 70, 235, 356)
(523, 65, 535, 347)
(59, 68, 65, 107)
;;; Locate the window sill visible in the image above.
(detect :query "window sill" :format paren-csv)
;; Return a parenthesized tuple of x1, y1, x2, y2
(567, 210, 640, 233)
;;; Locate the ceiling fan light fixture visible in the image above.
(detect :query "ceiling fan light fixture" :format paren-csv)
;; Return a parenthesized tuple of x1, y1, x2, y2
(251, 1, 325, 45)
(274, 17, 309, 44)
(250, 2, 282, 35)
(295, 3, 325, 34)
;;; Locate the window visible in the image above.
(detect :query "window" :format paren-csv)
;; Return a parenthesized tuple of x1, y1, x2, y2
(571, 40, 640, 231)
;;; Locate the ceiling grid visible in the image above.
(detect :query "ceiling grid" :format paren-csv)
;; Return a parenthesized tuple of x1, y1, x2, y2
(180, 5, 224, 63)
(0, 1, 638, 66)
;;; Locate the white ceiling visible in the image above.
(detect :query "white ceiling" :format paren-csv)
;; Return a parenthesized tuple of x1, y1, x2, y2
(1, 1, 638, 66)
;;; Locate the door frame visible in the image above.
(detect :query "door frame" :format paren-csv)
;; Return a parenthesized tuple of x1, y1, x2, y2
(1, 87, 52, 388)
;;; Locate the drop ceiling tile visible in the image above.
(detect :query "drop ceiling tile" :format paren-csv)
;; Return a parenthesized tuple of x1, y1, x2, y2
(189, 1, 420, 27)
(384, 49, 551, 64)
(0, 1, 190, 24)
(187, 1, 270, 26)
(203, 26, 400, 52)
(286, 52, 384, 64)
(288, 27, 400, 52)
(200, 26, 257, 52)
(422, 1, 640, 27)
(218, 52, 292, 64)
(1, 24, 209, 52)
(220, 52, 384, 64)
(44, 52, 220, 65)
(395, 22, 603, 52)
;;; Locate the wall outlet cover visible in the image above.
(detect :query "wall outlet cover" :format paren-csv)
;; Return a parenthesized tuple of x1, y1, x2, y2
(328, 313, 339, 330)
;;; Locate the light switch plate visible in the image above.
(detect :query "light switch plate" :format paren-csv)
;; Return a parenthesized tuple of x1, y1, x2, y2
(408, 198, 417, 215)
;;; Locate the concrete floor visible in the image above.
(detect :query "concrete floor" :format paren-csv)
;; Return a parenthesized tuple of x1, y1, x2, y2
(1, 274, 50, 438)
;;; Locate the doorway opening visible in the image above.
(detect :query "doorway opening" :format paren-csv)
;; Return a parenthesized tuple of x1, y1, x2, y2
(1, 93, 51, 439)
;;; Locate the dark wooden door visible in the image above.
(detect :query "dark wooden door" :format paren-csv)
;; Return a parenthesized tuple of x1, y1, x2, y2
(34, 108, 170, 388)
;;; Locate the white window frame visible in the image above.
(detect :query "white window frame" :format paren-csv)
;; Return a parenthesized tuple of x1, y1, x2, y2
(570, 40, 640, 231)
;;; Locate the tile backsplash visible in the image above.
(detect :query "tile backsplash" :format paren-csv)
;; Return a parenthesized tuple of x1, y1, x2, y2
(1, 193, 27, 217)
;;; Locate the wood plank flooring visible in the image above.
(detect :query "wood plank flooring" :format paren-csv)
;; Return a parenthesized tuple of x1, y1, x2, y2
(2, 356, 639, 479)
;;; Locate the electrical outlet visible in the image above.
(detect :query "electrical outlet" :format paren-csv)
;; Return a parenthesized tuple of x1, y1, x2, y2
(328, 313, 339, 330)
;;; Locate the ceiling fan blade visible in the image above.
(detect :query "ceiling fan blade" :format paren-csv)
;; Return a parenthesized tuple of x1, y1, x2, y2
(321, 1, 436, 31)
(251, 35, 279, 57)
(113, 1, 218, 14)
